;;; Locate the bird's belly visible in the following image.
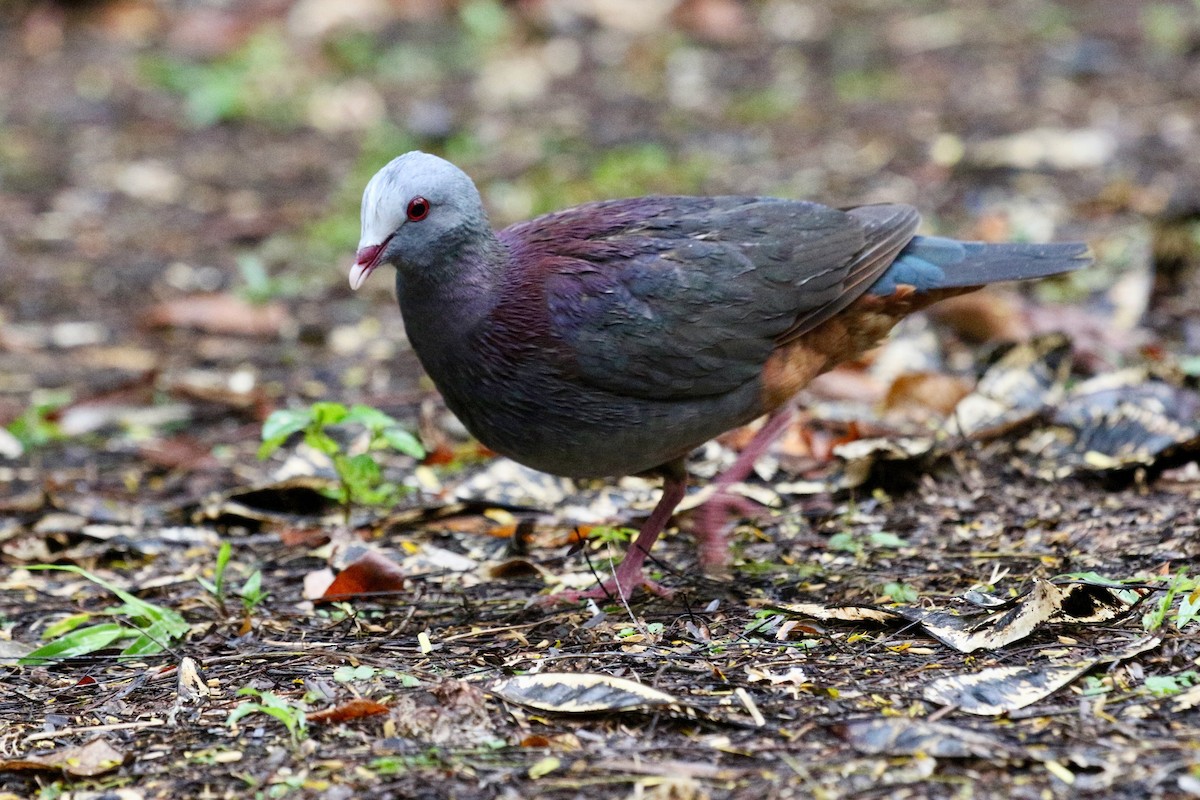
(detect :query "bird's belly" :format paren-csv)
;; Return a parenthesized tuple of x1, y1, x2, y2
(438, 374, 767, 479)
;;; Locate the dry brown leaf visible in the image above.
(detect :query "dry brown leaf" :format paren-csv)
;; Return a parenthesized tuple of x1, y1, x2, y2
(926, 289, 1030, 342)
(141, 294, 290, 337)
(883, 372, 974, 419)
(0, 738, 126, 777)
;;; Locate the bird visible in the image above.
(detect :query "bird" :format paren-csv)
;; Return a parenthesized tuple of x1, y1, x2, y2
(349, 151, 1090, 603)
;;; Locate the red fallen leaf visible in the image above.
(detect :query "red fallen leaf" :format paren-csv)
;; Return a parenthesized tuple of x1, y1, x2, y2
(308, 698, 390, 725)
(319, 550, 407, 603)
(141, 294, 290, 337)
(279, 527, 331, 548)
(544, 526, 592, 548)
(421, 444, 459, 466)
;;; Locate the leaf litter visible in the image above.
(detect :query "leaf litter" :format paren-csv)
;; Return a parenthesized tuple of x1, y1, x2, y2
(3, 1, 1200, 798)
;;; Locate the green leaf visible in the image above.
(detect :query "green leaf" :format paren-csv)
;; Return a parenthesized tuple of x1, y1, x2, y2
(867, 531, 908, 549)
(334, 665, 377, 682)
(344, 404, 397, 431)
(304, 429, 341, 457)
(340, 453, 382, 492)
(309, 401, 349, 428)
(228, 689, 307, 741)
(1144, 671, 1199, 696)
(883, 582, 919, 603)
(380, 426, 425, 458)
(827, 532, 861, 554)
(24, 565, 190, 660)
(240, 569, 266, 610)
(20, 623, 129, 665)
(261, 408, 311, 443)
(259, 409, 311, 458)
(42, 612, 94, 639)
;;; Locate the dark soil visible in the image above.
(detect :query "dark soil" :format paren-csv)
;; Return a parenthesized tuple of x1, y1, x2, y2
(2, 1, 1199, 798)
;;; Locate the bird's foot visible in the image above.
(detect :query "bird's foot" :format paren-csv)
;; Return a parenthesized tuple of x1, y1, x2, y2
(538, 572, 673, 606)
(538, 462, 687, 607)
(691, 488, 766, 571)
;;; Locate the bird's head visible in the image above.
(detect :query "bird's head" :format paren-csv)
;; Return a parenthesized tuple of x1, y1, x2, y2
(350, 151, 488, 290)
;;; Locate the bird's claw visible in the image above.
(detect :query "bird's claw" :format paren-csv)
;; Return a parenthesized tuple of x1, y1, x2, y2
(537, 574, 673, 606)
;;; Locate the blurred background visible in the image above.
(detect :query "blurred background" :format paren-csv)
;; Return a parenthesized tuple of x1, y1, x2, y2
(1, 0, 1198, 467)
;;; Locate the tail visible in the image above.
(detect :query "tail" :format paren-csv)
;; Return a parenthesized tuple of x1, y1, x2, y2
(868, 235, 1092, 296)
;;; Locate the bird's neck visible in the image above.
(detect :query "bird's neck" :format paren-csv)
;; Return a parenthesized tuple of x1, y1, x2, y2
(396, 229, 509, 347)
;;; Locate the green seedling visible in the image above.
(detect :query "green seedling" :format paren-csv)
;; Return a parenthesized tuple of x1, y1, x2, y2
(227, 687, 307, 743)
(21, 565, 189, 665)
(881, 581, 920, 604)
(828, 529, 909, 556)
(1144, 670, 1200, 697)
(259, 401, 425, 521)
(197, 541, 233, 605)
(6, 389, 71, 450)
(239, 568, 267, 615)
(588, 525, 636, 547)
(1143, 568, 1198, 631)
(198, 541, 268, 617)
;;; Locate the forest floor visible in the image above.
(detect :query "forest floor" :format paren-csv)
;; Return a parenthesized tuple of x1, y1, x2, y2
(2, 1, 1199, 798)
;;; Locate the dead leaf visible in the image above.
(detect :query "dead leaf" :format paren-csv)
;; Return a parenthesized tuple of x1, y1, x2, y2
(923, 662, 1092, 715)
(308, 698, 390, 724)
(770, 601, 899, 626)
(924, 637, 1160, 715)
(1019, 371, 1200, 478)
(0, 738, 126, 777)
(138, 436, 221, 471)
(491, 673, 680, 715)
(141, 294, 290, 337)
(926, 289, 1031, 342)
(319, 550, 407, 603)
(883, 372, 974, 419)
(839, 718, 1014, 758)
(774, 580, 1146, 655)
(894, 580, 1066, 654)
(939, 333, 1073, 440)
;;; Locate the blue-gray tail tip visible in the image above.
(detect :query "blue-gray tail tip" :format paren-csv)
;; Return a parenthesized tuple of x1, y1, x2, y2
(872, 236, 1091, 295)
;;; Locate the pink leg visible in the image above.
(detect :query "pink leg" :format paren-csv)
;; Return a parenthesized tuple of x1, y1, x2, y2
(693, 407, 795, 570)
(541, 464, 688, 605)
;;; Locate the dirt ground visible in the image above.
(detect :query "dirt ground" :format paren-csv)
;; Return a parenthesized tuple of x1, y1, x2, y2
(2, 1, 1200, 798)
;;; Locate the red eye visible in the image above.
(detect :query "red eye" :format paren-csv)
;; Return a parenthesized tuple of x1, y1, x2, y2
(406, 196, 430, 221)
